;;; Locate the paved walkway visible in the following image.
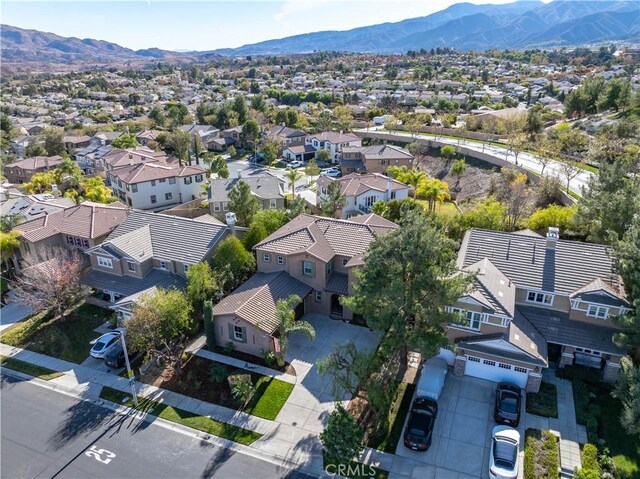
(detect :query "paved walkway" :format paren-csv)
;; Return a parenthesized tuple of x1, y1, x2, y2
(0, 291, 33, 333)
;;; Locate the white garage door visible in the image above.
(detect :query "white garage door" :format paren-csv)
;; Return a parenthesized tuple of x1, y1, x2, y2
(464, 355, 529, 388)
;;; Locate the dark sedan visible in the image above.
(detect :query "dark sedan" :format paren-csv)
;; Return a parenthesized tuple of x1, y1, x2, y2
(104, 344, 130, 368)
(494, 382, 521, 427)
(403, 397, 438, 451)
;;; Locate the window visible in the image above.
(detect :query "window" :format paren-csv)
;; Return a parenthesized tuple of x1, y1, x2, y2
(450, 307, 481, 330)
(303, 261, 314, 276)
(514, 366, 528, 374)
(213, 203, 221, 212)
(150, 195, 157, 204)
(270, 199, 277, 208)
(223, 202, 229, 211)
(160, 261, 167, 270)
(165, 192, 172, 200)
(183, 263, 190, 273)
(277, 256, 284, 265)
(326, 261, 333, 276)
(82, 239, 89, 248)
(184, 177, 192, 185)
(126, 184, 130, 191)
(169, 177, 176, 185)
(159, 178, 166, 183)
(132, 184, 138, 193)
(151, 180, 156, 187)
(263, 253, 270, 263)
(587, 304, 609, 319)
(315, 291, 322, 302)
(483, 359, 496, 366)
(526, 291, 553, 305)
(97, 256, 113, 268)
(390, 191, 397, 199)
(342, 258, 349, 267)
(66, 236, 75, 246)
(74, 237, 83, 247)
(233, 325, 244, 341)
(467, 356, 481, 363)
(195, 175, 203, 182)
(498, 363, 512, 370)
(127, 261, 136, 272)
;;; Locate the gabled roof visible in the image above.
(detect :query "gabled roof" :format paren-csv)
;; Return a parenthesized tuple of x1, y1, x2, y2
(110, 162, 205, 184)
(254, 213, 397, 262)
(16, 201, 129, 243)
(5, 155, 63, 170)
(342, 144, 414, 161)
(457, 228, 626, 299)
(319, 172, 409, 198)
(570, 278, 629, 306)
(104, 147, 172, 169)
(209, 175, 284, 203)
(307, 131, 360, 144)
(268, 125, 307, 139)
(97, 210, 228, 264)
(81, 267, 187, 299)
(462, 258, 516, 317)
(213, 271, 312, 334)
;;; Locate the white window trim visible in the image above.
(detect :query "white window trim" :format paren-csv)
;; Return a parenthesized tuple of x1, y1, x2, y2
(277, 256, 284, 265)
(183, 263, 190, 273)
(233, 325, 244, 341)
(526, 290, 554, 306)
(448, 307, 482, 331)
(97, 256, 113, 269)
(303, 261, 313, 276)
(160, 261, 168, 270)
(127, 261, 136, 272)
(587, 304, 609, 319)
(315, 291, 322, 302)
(263, 253, 270, 263)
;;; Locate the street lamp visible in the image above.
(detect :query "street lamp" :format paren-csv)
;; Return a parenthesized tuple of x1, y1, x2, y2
(115, 327, 138, 407)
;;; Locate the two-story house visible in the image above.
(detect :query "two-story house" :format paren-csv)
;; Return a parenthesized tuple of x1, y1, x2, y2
(316, 173, 410, 218)
(15, 201, 129, 261)
(180, 124, 221, 150)
(304, 131, 362, 163)
(108, 160, 206, 211)
(3, 156, 63, 184)
(81, 211, 229, 318)
(447, 227, 631, 392)
(208, 174, 285, 216)
(135, 130, 163, 147)
(267, 125, 307, 148)
(340, 144, 414, 175)
(212, 213, 397, 357)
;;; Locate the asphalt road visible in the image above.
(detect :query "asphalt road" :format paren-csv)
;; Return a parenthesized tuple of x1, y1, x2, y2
(0, 376, 315, 479)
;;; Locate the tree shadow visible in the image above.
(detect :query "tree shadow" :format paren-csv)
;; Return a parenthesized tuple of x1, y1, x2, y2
(200, 445, 237, 478)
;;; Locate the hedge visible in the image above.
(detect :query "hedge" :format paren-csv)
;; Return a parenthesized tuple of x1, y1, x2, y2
(524, 429, 559, 479)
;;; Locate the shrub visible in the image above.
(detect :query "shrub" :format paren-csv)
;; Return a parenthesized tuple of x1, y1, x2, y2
(572, 379, 591, 425)
(263, 351, 276, 367)
(228, 373, 255, 406)
(526, 381, 558, 417)
(224, 341, 235, 354)
(575, 443, 602, 479)
(524, 429, 559, 479)
(209, 363, 229, 383)
(524, 433, 537, 479)
(586, 417, 598, 443)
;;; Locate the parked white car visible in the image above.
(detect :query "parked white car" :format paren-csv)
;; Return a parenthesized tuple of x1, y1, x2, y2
(489, 426, 520, 479)
(288, 160, 305, 169)
(320, 167, 341, 177)
(416, 357, 448, 401)
(89, 332, 121, 359)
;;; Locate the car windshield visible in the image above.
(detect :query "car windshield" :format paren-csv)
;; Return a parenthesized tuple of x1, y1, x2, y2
(93, 340, 107, 350)
(408, 410, 434, 437)
(500, 396, 519, 413)
(493, 437, 517, 469)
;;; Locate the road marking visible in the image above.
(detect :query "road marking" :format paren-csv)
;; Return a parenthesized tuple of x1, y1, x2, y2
(84, 445, 116, 465)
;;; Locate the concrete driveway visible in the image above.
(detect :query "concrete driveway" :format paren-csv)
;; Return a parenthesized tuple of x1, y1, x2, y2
(277, 313, 380, 434)
(395, 375, 526, 479)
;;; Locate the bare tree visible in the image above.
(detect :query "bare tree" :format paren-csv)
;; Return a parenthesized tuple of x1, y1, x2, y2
(559, 159, 584, 193)
(503, 173, 529, 231)
(536, 137, 556, 177)
(12, 247, 87, 320)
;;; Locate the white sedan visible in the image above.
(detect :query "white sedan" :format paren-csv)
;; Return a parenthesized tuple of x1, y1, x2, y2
(89, 332, 121, 359)
(288, 160, 305, 169)
(489, 426, 520, 479)
(320, 167, 341, 177)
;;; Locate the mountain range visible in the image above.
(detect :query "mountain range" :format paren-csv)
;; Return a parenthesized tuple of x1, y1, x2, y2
(1, 0, 638, 64)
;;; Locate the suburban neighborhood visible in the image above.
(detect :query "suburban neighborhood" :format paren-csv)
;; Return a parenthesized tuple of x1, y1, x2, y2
(1, 1, 640, 478)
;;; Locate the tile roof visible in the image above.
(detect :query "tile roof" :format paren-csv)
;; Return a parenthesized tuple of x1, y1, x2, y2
(5, 155, 63, 170)
(343, 144, 414, 160)
(268, 125, 307, 139)
(329, 172, 409, 197)
(104, 147, 173, 169)
(16, 201, 129, 243)
(209, 175, 284, 203)
(462, 258, 516, 317)
(254, 213, 398, 261)
(213, 271, 312, 334)
(307, 131, 360, 144)
(81, 267, 187, 298)
(99, 210, 228, 264)
(457, 228, 626, 299)
(326, 272, 349, 295)
(111, 162, 205, 184)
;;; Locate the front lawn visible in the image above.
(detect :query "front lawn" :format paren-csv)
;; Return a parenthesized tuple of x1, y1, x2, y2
(147, 356, 293, 420)
(99, 386, 262, 446)
(523, 429, 559, 479)
(0, 303, 109, 363)
(367, 382, 415, 453)
(0, 355, 63, 380)
(526, 381, 558, 418)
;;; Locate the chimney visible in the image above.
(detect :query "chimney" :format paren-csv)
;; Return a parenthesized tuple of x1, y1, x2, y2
(44, 157, 50, 171)
(128, 154, 134, 165)
(339, 130, 343, 136)
(546, 227, 559, 249)
(225, 212, 237, 237)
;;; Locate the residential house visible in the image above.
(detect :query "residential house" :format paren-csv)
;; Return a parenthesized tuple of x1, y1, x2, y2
(282, 144, 318, 163)
(108, 160, 206, 211)
(208, 173, 285, 215)
(75, 144, 115, 174)
(63, 135, 91, 154)
(15, 201, 129, 260)
(81, 210, 229, 317)
(3, 156, 64, 184)
(210, 127, 242, 152)
(316, 173, 410, 218)
(92, 131, 124, 146)
(447, 227, 631, 392)
(267, 125, 307, 147)
(212, 213, 397, 357)
(340, 144, 414, 175)
(103, 147, 169, 173)
(180, 124, 221, 149)
(1, 192, 75, 224)
(304, 131, 362, 163)
(135, 130, 162, 147)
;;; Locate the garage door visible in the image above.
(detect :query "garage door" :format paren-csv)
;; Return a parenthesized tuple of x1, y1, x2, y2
(464, 355, 529, 388)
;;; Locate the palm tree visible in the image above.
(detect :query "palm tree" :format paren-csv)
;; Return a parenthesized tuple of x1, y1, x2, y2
(416, 178, 451, 212)
(405, 169, 427, 199)
(320, 181, 347, 218)
(284, 168, 304, 198)
(273, 294, 315, 366)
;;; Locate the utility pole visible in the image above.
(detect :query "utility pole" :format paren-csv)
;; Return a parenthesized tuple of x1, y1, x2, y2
(118, 329, 138, 407)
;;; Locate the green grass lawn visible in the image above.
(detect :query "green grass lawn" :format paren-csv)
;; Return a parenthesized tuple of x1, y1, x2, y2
(245, 375, 294, 420)
(99, 386, 262, 446)
(597, 390, 639, 478)
(0, 303, 109, 363)
(0, 355, 63, 380)
(415, 200, 459, 218)
(526, 382, 558, 418)
(368, 383, 415, 453)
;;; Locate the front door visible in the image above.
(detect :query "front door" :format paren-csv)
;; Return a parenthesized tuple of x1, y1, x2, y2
(331, 294, 343, 318)
(547, 343, 562, 365)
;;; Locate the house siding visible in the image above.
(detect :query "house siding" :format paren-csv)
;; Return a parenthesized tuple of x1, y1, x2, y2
(215, 314, 272, 357)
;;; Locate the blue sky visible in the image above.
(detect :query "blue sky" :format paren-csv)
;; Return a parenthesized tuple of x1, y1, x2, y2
(3, 0, 526, 51)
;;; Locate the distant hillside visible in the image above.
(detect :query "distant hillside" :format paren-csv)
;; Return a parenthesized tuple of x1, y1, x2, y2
(213, 0, 640, 55)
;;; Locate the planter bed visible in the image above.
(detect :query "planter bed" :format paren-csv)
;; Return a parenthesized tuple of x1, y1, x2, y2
(523, 429, 559, 479)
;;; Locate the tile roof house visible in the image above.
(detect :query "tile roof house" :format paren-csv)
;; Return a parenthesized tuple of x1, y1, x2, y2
(267, 125, 307, 147)
(15, 201, 129, 262)
(340, 144, 414, 175)
(81, 210, 229, 317)
(213, 213, 397, 357)
(316, 172, 410, 218)
(1, 192, 75, 224)
(447, 227, 631, 392)
(304, 131, 362, 163)
(3, 156, 64, 184)
(208, 174, 285, 216)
